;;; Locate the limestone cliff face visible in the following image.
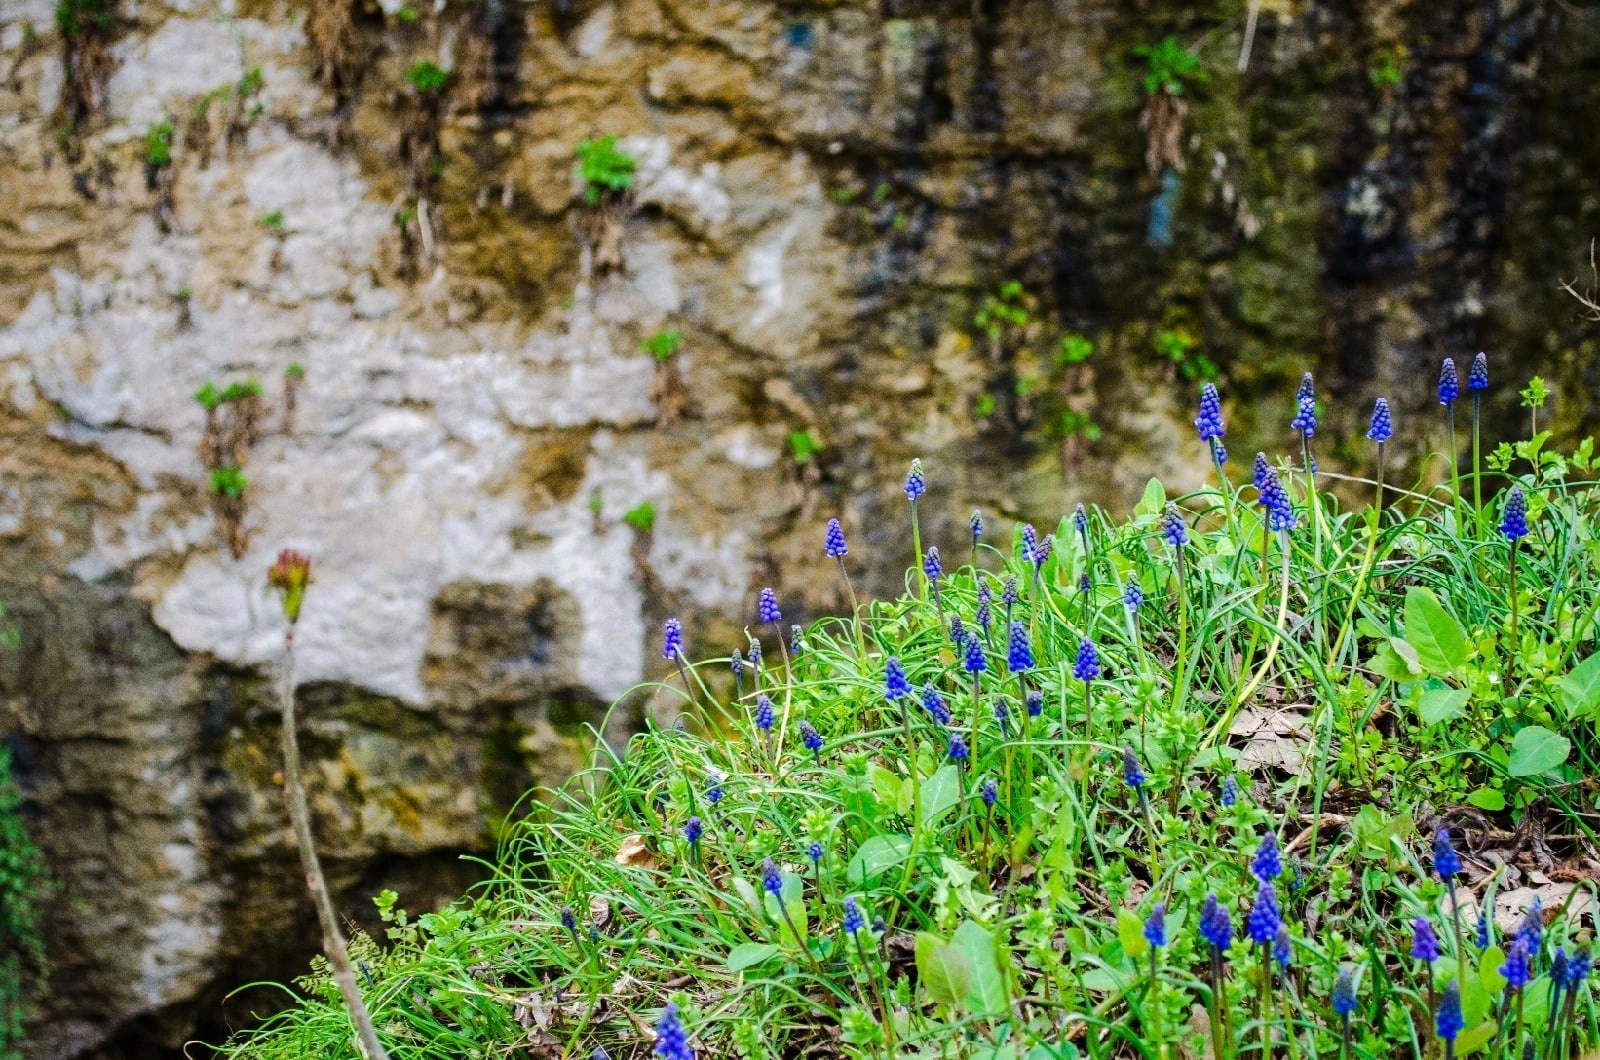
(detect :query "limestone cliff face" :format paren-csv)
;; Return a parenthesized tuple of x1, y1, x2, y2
(0, 0, 1596, 1053)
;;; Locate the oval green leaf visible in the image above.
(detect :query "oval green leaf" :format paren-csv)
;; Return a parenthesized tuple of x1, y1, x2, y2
(1506, 726, 1570, 777)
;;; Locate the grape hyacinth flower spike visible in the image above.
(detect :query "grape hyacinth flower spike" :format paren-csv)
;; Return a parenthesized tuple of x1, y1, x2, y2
(1001, 574, 1018, 630)
(1195, 382, 1228, 485)
(1332, 967, 1358, 1052)
(1252, 832, 1282, 882)
(905, 458, 927, 594)
(761, 858, 816, 969)
(1007, 621, 1034, 674)
(1198, 894, 1233, 1060)
(1074, 502, 1090, 561)
(1434, 827, 1468, 989)
(662, 617, 696, 709)
(799, 720, 823, 765)
(924, 546, 945, 621)
(1437, 978, 1463, 1059)
(1502, 486, 1529, 664)
(922, 682, 951, 726)
(1468, 353, 1488, 513)
(754, 694, 775, 756)
(970, 508, 983, 567)
(654, 1002, 695, 1060)
(1075, 637, 1100, 745)
(975, 582, 993, 646)
(730, 648, 744, 699)
(1439, 357, 1463, 513)
(1123, 575, 1143, 613)
(825, 517, 865, 651)
(1221, 774, 1239, 808)
(1368, 397, 1393, 513)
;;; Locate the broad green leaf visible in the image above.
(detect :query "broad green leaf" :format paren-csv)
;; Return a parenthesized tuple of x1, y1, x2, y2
(847, 834, 912, 883)
(921, 765, 961, 824)
(1418, 686, 1471, 727)
(726, 943, 779, 971)
(1506, 726, 1570, 777)
(1390, 637, 1423, 675)
(1559, 652, 1600, 719)
(1404, 586, 1470, 674)
(951, 919, 1008, 1014)
(870, 765, 907, 814)
(763, 871, 808, 944)
(731, 877, 763, 918)
(1465, 787, 1505, 811)
(915, 932, 971, 1008)
(1117, 909, 1149, 959)
(1479, 946, 1507, 995)
(1455, 1021, 1497, 1056)
(1134, 477, 1166, 518)
(1077, 964, 1134, 992)
(1370, 645, 1419, 684)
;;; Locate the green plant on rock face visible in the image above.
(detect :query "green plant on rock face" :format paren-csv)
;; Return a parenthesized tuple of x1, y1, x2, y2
(194, 381, 220, 411)
(258, 210, 284, 234)
(54, 0, 113, 38)
(1056, 409, 1101, 441)
(0, 741, 47, 1058)
(219, 377, 264, 403)
(144, 119, 174, 167)
(972, 280, 1033, 341)
(1133, 35, 1206, 96)
(284, 362, 305, 379)
(623, 502, 657, 534)
(575, 135, 636, 205)
(1154, 327, 1218, 382)
(236, 65, 264, 98)
(788, 429, 822, 465)
(208, 465, 248, 499)
(640, 329, 682, 363)
(406, 60, 450, 94)
(1057, 333, 1094, 365)
(1369, 48, 1404, 88)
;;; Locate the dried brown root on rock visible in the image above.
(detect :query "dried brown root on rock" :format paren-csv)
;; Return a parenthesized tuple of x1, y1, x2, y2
(57, 0, 120, 132)
(1140, 89, 1187, 176)
(306, 0, 361, 136)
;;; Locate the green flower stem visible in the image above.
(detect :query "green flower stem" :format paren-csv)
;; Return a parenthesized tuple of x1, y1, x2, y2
(1508, 538, 1521, 688)
(837, 556, 868, 665)
(278, 631, 391, 1060)
(1472, 392, 1484, 520)
(1447, 402, 1462, 524)
(910, 498, 925, 599)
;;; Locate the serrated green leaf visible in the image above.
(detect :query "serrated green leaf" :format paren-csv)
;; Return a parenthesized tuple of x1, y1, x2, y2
(847, 834, 911, 884)
(1507, 726, 1570, 777)
(1404, 586, 1470, 674)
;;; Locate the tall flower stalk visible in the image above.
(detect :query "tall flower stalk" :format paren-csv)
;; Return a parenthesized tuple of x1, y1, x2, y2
(1501, 486, 1529, 679)
(825, 518, 867, 661)
(905, 459, 926, 597)
(1291, 372, 1320, 556)
(267, 551, 391, 1060)
(1440, 358, 1461, 518)
(1469, 353, 1488, 518)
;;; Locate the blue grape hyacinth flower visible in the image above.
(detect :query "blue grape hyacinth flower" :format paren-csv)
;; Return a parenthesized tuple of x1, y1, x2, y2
(1122, 746, 1145, 790)
(1332, 967, 1357, 1019)
(683, 816, 703, 845)
(1291, 372, 1317, 437)
(1368, 398, 1392, 443)
(1195, 383, 1225, 442)
(662, 618, 683, 660)
(758, 587, 781, 625)
(799, 720, 823, 762)
(976, 583, 993, 632)
(1252, 832, 1282, 882)
(1073, 638, 1100, 682)
(760, 858, 783, 896)
(970, 509, 983, 543)
(1501, 486, 1528, 542)
(1199, 894, 1233, 953)
(1436, 979, 1463, 1044)
(947, 733, 968, 762)
(923, 546, 942, 581)
(808, 841, 823, 866)
(1020, 523, 1038, 563)
(655, 1003, 694, 1060)
(885, 657, 910, 701)
(755, 694, 774, 733)
(1501, 937, 1531, 991)
(1273, 925, 1292, 968)
(1221, 774, 1239, 808)
(1411, 917, 1440, 963)
(922, 683, 951, 725)
(964, 635, 987, 674)
(980, 777, 998, 808)
(1144, 903, 1166, 948)
(1439, 358, 1459, 405)
(842, 897, 864, 935)
(1007, 621, 1034, 672)
(824, 517, 848, 557)
(1123, 575, 1143, 612)
(1433, 828, 1461, 881)
(1468, 352, 1488, 391)
(1162, 503, 1189, 549)
(1026, 690, 1043, 717)
(904, 458, 925, 500)
(1247, 882, 1280, 946)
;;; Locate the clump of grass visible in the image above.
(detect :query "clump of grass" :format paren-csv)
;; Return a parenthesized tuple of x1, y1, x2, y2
(222, 362, 1600, 1059)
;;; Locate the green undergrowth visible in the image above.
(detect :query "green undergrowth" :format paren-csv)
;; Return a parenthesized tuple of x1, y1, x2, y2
(221, 383, 1600, 1059)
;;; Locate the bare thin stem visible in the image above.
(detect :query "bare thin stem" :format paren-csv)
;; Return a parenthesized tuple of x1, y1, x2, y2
(279, 632, 390, 1060)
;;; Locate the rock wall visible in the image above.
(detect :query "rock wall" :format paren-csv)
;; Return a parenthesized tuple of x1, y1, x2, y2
(1, 0, 1597, 1053)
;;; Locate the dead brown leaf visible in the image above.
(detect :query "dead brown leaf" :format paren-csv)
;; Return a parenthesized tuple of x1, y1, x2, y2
(615, 833, 659, 870)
